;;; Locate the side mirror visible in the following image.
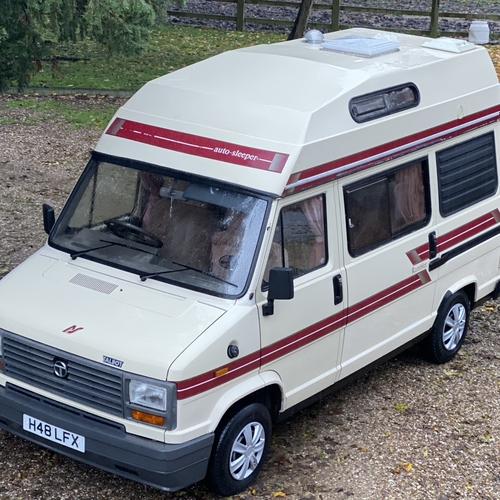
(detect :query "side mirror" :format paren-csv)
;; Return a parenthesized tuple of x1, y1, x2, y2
(262, 267, 294, 316)
(43, 204, 55, 235)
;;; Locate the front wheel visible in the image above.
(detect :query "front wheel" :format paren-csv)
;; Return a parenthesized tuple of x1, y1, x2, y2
(207, 403, 272, 497)
(425, 290, 470, 364)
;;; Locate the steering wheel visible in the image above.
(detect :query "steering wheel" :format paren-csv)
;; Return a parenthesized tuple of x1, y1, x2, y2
(105, 219, 163, 248)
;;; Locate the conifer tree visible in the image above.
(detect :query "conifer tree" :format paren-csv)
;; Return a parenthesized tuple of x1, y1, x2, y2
(0, 0, 170, 90)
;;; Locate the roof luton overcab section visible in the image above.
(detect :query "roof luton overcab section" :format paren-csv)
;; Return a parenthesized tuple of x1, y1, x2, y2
(97, 27, 500, 196)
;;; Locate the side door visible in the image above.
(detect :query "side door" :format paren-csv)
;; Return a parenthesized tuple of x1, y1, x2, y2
(339, 157, 436, 379)
(256, 188, 346, 410)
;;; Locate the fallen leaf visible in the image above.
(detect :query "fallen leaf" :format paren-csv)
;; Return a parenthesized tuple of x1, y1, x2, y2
(401, 461, 413, 472)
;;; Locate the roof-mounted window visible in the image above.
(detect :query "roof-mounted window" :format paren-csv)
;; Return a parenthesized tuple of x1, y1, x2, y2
(321, 36, 400, 58)
(349, 83, 420, 123)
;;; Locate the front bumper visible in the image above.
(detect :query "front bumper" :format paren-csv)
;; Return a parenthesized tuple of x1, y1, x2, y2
(0, 383, 214, 491)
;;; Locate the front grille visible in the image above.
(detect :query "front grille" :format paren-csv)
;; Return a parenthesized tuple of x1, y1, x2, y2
(3, 334, 123, 416)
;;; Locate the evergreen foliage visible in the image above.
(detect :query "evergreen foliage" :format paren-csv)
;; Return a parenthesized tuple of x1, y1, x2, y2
(0, 0, 171, 90)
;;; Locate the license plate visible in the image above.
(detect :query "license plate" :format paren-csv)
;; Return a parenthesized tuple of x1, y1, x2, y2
(23, 414, 85, 453)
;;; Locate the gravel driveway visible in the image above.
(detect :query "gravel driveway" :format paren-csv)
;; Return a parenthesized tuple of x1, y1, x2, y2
(3, 10, 500, 497)
(168, 0, 500, 36)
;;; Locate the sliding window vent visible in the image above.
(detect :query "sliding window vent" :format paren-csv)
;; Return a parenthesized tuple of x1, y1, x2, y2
(349, 83, 420, 123)
(437, 132, 498, 216)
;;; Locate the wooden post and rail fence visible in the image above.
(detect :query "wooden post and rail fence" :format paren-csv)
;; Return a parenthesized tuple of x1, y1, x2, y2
(168, 0, 500, 39)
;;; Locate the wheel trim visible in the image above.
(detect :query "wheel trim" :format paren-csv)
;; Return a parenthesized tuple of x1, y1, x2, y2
(229, 421, 266, 480)
(442, 303, 466, 351)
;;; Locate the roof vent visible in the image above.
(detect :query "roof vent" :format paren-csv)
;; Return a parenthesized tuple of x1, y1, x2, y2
(321, 36, 400, 58)
(305, 29, 324, 44)
(421, 37, 476, 53)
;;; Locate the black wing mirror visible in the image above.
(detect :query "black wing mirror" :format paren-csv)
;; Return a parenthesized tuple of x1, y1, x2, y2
(43, 204, 55, 235)
(262, 267, 294, 316)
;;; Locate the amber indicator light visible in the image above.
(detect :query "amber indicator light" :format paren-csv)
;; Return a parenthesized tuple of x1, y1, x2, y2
(131, 410, 165, 426)
(214, 367, 229, 377)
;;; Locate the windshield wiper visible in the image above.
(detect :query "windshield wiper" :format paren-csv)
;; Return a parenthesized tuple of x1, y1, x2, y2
(70, 242, 115, 260)
(70, 239, 157, 260)
(140, 261, 237, 287)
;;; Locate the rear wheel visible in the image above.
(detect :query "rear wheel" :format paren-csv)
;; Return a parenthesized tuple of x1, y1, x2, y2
(207, 403, 272, 496)
(425, 290, 470, 363)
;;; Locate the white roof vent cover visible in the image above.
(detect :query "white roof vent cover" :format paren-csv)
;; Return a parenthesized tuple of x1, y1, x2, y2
(321, 36, 400, 58)
(421, 37, 476, 53)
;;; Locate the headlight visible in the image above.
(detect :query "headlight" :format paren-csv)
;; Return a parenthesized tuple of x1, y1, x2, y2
(126, 376, 176, 429)
(129, 380, 167, 412)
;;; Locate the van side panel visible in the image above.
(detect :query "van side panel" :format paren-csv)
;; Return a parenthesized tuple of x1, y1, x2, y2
(338, 155, 436, 378)
(429, 128, 500, 308)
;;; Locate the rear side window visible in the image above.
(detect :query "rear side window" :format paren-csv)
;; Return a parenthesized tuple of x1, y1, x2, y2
(437, 132, 498, 216)
(344, 160, 430, 256)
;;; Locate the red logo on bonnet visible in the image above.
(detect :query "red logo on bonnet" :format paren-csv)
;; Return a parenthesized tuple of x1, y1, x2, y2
(62, 325, 84, 334)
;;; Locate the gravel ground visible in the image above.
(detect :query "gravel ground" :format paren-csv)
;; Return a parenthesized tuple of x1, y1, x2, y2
(3, 7, 500, 497)
(168, 0, 500, 36)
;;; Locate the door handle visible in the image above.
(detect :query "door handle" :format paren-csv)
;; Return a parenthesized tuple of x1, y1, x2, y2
(428, 231, 437, 259)
(333, 274, 343, 305)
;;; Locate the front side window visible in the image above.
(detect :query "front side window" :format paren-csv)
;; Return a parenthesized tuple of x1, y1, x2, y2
(263, 194, 327, 286)
(344, 160, 429, 256)
(51, 155, 269, 297)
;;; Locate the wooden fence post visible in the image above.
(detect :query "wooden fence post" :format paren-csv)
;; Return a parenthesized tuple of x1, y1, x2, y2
(236, 0, 245, 31)
(288, 0, 315, 40)
(331, 0, 340, 32)
(430, 0, 440, 37)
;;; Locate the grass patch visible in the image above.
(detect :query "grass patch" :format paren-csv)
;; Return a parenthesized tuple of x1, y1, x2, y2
(28, 25, 286, 91)
(0, 117, 18, 125)
(6, 99, 116, 129)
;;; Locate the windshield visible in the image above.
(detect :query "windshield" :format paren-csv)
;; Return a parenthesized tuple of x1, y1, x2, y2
(50, 156, 269, 297)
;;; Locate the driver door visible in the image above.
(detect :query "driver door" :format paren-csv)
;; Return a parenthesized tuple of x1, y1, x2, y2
(256, 189, 346, 409)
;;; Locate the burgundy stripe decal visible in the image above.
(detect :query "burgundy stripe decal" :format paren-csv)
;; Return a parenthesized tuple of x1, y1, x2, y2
(176, 352, 261, 400)
(347, 271, 430, 323)
(106, 118, 289, 173)
(260, 310, 347, 366)
(437, 210, 500, 253)
(175, 271, 430, 399)
(285, 105, 500, 194)
(407, 210, 500, 264)
(406, 245, 429, 265)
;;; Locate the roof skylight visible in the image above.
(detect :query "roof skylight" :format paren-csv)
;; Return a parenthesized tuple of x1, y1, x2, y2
(321, 36, 400, 58)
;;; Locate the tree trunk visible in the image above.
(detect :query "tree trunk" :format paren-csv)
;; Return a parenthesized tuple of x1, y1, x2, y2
(288, 0, 315, 40)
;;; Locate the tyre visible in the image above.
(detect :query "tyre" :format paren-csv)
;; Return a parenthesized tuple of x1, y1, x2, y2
(207, 403, 272, 497)
(425, 290, 470, 364)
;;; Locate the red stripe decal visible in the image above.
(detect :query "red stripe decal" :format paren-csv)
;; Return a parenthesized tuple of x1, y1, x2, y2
(260, 310, 347, 366)
(106, 118, 289, 173)
(437, 210, 500, 253)
(175, 271, 430, 399)
(347, 273, 426, 323)
(285, 105, 500, 193)
(176, 352, 261, 400)
(407, 210, 500, 264)
(406, 245, 428, 265)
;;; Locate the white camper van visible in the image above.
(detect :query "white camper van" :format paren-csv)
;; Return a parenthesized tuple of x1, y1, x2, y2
(1, 28, 500, 496)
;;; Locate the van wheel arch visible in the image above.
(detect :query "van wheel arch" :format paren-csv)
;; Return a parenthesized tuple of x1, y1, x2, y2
(206, 385, 281, 496)
(215, 385, 282, 431)
(425, 288, 472, 364)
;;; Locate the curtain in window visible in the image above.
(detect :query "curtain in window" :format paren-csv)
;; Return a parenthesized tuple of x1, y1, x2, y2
(140, 172, 163, 227)
(393, 163, 425, 226)
(302, 196, 325, 267)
